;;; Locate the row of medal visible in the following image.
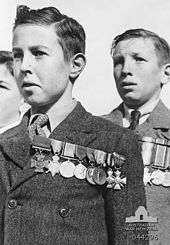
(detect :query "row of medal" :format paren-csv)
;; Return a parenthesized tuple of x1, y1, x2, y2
(141, 136, 170, 187)
(31, 151, 127, 190)
(144, 167, 170, 187)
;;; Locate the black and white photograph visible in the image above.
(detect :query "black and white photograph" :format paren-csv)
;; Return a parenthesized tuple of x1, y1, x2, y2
(0, 0, 169, 244)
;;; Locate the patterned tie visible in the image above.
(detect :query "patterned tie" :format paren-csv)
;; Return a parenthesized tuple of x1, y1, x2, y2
(129, 110, 141, 130)
(29, 114, 49, 140)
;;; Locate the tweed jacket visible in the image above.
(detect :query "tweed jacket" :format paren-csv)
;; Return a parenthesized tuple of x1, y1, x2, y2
(103, 100, 170, 245)
(0, 102, 145, 245)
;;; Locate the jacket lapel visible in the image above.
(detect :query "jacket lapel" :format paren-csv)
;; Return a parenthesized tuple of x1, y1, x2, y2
(0, 116, 31, 169)
(107, 103, 124, 126)
(139, 100, 170, 139)
(0, 115, 38, 191)
(49, 102, 97, 146)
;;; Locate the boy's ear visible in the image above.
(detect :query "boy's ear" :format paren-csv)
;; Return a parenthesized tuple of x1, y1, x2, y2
(161, 63, 170, 85)
(69, 53, 86, 80)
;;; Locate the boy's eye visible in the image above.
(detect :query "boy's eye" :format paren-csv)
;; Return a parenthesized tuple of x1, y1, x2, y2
(32, 50, 47, 57)
(134, 56, 146, 62)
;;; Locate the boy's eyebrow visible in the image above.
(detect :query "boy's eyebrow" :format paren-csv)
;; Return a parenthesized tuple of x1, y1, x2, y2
(13, 45, 50, 51)
(131, 52, 142, 56)
(30, 45, 50, 50)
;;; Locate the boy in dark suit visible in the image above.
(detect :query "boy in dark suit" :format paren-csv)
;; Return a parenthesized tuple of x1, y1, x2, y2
(103, 28, 170, 244)
(0, 7, 145, 245)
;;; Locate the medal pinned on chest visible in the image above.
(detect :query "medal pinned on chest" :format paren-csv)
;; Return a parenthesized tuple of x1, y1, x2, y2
(141, 137, 170, 187)
(30, 136, 127, 190)
(106, 168, 126, 189)
(31, 136, 52, 172)
(86, 149, 107, 185)
(58, 142, 77, 178)
(106, 152, 126, 189)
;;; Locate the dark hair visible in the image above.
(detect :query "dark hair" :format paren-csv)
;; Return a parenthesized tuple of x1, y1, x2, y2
(13, 5, 86, 62)
(111, 28, 170, 66)
(0, 51, 13, 75)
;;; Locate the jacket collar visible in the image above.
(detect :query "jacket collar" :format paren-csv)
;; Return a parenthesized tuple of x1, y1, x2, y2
(109, 103, 124, 126)
(147, 100, 170, 129)
(113, 100, 170, 129)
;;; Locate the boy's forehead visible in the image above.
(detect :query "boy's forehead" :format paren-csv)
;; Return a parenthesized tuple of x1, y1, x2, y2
(12, 24, 59, 48)
(113, 37, 156, 56)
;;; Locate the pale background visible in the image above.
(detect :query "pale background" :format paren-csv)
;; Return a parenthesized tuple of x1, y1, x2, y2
(1, 0, 170, 115)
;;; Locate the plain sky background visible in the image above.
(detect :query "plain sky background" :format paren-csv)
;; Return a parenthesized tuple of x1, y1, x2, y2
(1, 0, 170, 115)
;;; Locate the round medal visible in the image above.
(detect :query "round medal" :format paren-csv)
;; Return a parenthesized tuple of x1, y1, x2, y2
(93, 167, 107, 185)
(143, 167, 152, 186)
(86, 167, 96, 185)
(74, 163, 87, 179)
(151, 170, 165, 185)
(59, 160, 75, 178)
(162, 172, 170, 187)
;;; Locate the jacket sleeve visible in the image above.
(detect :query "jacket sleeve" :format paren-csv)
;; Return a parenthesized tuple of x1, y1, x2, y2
(103, 131, 147, 245)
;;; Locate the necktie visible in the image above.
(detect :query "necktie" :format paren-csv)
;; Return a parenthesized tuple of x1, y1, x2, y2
(29, 114, 49, 140)
(129, 110, 141, 130)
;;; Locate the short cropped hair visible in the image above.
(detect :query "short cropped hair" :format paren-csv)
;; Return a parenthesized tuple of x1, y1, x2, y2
(0, 51, 13, 75)
(111, 28, 170, 66)
(13, 5, 86, 62)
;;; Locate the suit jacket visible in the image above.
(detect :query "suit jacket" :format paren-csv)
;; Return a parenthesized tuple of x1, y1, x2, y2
(0, 102, 145, 245)
(103, 100, 170, 245)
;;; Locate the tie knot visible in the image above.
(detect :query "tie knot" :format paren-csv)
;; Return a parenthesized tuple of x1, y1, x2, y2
(29, 114, 49, 140)
(32, 114, 49, 127)
(129, 110, 141, 130)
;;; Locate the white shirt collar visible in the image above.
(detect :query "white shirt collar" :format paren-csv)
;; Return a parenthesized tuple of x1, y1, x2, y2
(29, 99, 77, 137)
(123, 98, 160, 127)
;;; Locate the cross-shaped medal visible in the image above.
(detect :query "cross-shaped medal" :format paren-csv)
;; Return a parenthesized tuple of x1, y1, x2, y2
(106, 169, 126, 189)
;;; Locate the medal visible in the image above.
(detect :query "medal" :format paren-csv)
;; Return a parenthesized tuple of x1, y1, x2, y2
(92, 167, 107, 185)
(153, 139, 167, 169)
(151, 170, 165, 185)
(106, 153, 112, 167)
(62, 142, 76, 158)
(76, 145, 87, 161)
(59, 160, 75, 178)
(46, 158, 61, 177)
(112, 152, 125, 168)
(32, 135, 51, 152)
(106, 168, 126, 189)
(86, 148, 95, 163)
(74, 163, 87, 179)
(86, 167, 96, 185)
(141, 137, 154, 166)
(162, 172, 170, 187)
(94, 150, 107, 167)
(143, 167, 152, 186)
(31, 151, 49, 172)
(51, 139, 63, 154)
(106, 169, 116, 189)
